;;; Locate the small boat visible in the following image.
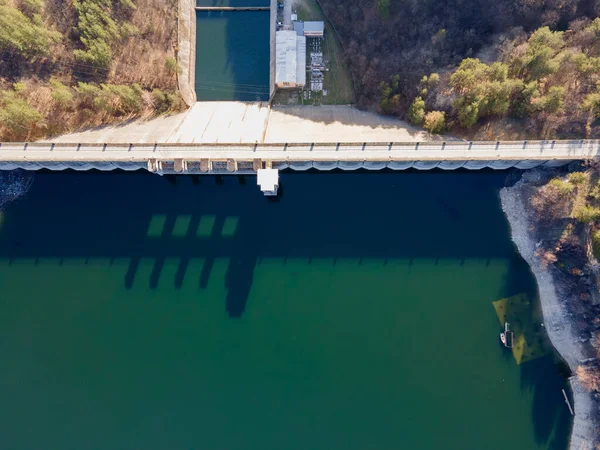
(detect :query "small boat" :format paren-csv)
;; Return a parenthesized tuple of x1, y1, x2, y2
(500, 322, 514, 348)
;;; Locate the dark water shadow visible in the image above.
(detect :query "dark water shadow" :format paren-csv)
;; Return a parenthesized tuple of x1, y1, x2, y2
(0, 171, 548, 320)
(520, 357, 572, 449)
(225, 255, 258, 317)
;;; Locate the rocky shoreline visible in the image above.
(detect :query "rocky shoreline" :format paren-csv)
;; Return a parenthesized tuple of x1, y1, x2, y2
(500, 172, 598, 449)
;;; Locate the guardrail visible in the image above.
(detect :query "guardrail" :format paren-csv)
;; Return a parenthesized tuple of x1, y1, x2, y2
(0, 140, 598, 162)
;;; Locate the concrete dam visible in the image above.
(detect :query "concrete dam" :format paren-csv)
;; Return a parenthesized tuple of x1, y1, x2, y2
(1, 140, 598, 194)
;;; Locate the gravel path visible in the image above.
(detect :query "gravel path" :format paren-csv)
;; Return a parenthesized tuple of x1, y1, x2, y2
(500, 178, 596, 450)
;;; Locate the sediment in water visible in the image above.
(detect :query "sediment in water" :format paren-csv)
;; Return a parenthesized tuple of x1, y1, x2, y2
(500, 172, 598, 449)
(0, 170, 34, 211)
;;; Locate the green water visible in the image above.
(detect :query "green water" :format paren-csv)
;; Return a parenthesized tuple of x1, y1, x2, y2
(195, 10, 271, 101)
(0, 171, 571, 449)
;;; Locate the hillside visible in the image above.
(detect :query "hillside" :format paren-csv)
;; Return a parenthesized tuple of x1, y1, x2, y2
(318, 0, 600, 138)
(0, 0, 183, 141)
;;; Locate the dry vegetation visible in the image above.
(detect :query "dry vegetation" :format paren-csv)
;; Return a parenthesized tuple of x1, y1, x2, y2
(318, 0, 600, 138)
(531, 167, 600, 442)
(0, 0, 184, 141)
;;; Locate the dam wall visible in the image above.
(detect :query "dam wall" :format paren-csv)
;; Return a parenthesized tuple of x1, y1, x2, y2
(0, 140, 598, 174)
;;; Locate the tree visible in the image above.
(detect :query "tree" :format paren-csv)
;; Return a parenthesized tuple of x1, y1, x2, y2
(377, 0, 390, 19)
(450, 58, 489, 94)
(164, 56, 182, 76)
(455, 96, 480, 128)
(408, 96, 425, 126)
(574, 205, 600, 223)
(532, 86, 565, 115)
(50, 78, 74, 108)
(423, 111, 445, 134)
(73, 0, 122, 69)
(0, 2, 59, 57)
(0, 91, 43, 137)
(512, 27, 565, 81)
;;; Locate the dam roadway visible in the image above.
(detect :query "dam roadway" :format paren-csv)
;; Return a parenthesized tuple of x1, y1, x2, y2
(0, 140, 598, 173)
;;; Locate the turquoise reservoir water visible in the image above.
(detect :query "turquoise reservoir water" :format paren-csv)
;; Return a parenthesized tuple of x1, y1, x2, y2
(0, 171, 571, 449)
(195, 10, 271, 101)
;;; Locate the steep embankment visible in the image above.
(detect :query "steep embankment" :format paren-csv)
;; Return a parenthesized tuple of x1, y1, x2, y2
(500, 173, 598, 449)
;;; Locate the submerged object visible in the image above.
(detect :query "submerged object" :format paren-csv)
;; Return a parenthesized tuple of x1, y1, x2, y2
(500, 322, 514, 348)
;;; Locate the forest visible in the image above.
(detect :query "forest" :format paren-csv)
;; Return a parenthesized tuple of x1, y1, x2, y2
(0, 0, 183, 140)
(318, 0, 600, 138)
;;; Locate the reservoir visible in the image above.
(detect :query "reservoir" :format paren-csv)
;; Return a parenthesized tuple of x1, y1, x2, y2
(0, 171, 571, 449)
(195, 9, 271, 101)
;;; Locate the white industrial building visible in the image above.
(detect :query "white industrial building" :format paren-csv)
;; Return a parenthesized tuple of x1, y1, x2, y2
(275, 30, 306, 88)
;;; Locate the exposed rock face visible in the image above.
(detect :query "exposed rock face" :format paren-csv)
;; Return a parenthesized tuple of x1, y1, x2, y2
(0, 170, 34, 211)
(500, 174, 599, 450)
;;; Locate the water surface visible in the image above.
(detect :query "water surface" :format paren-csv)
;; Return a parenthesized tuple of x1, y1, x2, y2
(195, 10, 271, 101)
(0, 171, 571, 449)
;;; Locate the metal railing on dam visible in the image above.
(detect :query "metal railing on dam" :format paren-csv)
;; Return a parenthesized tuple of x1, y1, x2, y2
(0, 140, 598, 173)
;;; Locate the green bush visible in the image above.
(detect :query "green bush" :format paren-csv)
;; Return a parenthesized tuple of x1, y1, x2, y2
(75, 82, 102, 110)
(73, 0, 129, 69)
(548, 178, 574, 195)
(152, 89, 182, 114)
(423, 111, 446, 134)
(96, 84, 143, 115)
(408, 96, 425, 126)
(49, 78, 74, 107)
(567, 172, 587, 185)
(376, 0, 390, 19)
(18, 0, 43, 18)
(0, 2, 59, 57)
(164, 56, 182, 75)
(574, 205, 600, 223)
(593, 229, 600, 260)
(0, 91, 43, 137)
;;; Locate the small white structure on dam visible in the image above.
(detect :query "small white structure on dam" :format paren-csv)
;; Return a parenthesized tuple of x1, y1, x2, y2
(257, 168, 279, 196)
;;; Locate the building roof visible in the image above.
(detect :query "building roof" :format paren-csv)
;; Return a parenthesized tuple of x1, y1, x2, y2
(303, 21, 324, 34)
(276, 30, 306, 86)
(257, 168, 278, 192)
(293, 21, 304, 36)
(296, 36, 306, 86)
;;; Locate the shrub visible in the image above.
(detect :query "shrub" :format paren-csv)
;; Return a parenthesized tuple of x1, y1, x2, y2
(18, 0, 43, 18)
(75, 82, 102, 110)
(567, 172, 586, 185)
(592, 229, 600, 260)
(152, 89, 182, 113)
(0, 91, 43, 137)
(49, 78, 74, 107)
(376, 0, 390, 19)
(574, 205, 600, 223)
(408, 96, 425, 126)
(97, 83, 143, 115)
(164, 56, 182, 76)
(548, 178, 574, 195)
(423, 111, 446, 134)
(0, 3, 59, 57)
(73, 0, 122, 69)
